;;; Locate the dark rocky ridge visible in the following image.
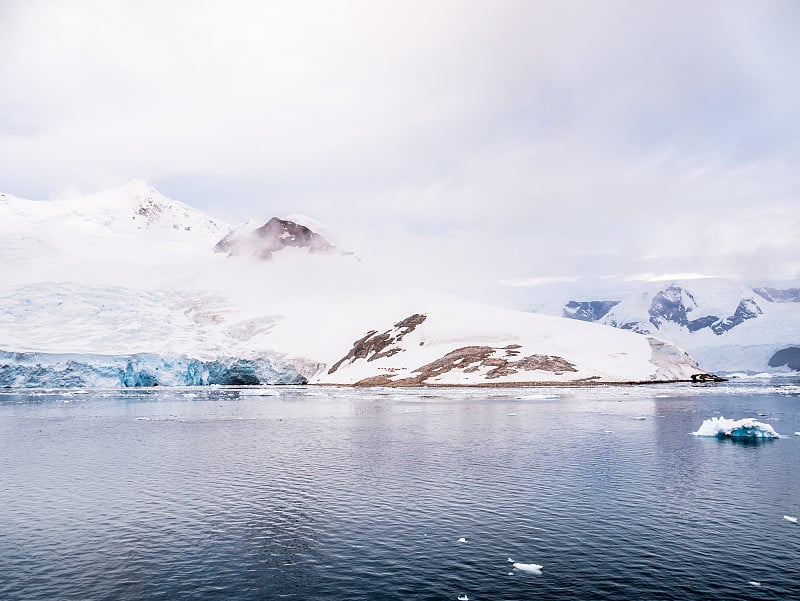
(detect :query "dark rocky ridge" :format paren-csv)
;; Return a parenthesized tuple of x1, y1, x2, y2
(563, 300, 619, 322)
(566, 285, 763, 337)
(328, 314, 427, 374)
(215, 217, 337, 260)
(709, 298, 762, 335)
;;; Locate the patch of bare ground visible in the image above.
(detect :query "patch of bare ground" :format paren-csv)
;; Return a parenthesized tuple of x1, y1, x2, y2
(354, 345, 579, 386)
(328, 313, 427, 374)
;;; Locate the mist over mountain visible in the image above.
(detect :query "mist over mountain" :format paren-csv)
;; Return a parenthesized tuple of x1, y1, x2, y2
(0, 182, 701, 387)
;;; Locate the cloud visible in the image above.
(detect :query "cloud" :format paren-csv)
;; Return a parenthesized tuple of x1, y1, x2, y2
(1, 0, 799, 287)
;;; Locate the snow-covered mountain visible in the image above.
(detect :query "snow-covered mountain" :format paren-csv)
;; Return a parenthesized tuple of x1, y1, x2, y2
(555, 278, 800, 374)
(0, 182, 703, 387)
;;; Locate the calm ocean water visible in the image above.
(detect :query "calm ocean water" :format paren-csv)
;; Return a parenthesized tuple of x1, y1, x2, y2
(0, 381, 798, 600)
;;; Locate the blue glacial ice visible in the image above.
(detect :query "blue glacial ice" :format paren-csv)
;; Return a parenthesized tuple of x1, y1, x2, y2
(0, 350, 308, 388)
(692, 416, 781, 440)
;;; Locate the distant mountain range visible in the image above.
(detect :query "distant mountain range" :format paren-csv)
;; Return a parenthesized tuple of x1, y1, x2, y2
(0, 181, 702, 387)
(556, 279, 800, 374)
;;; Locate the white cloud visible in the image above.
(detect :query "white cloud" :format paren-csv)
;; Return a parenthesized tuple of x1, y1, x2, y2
(1, 0, 799, 288)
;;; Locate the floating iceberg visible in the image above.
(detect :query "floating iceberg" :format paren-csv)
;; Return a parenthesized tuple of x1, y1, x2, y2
(692, 417, 780, 440)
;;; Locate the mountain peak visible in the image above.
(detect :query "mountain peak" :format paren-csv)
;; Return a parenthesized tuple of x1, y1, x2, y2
(215, 216, 343, 261)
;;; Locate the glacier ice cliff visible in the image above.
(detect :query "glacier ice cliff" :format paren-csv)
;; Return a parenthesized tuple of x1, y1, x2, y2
(0, 350, 308, 388)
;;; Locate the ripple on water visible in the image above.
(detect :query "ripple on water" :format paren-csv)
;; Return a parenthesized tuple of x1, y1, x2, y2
(0, 384, 798, 600)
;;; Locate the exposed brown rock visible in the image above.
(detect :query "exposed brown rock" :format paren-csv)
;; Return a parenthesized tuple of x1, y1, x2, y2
(215, 217, 336, 260)
(328, 314, 427, 374)
(352, 345, 578, 386)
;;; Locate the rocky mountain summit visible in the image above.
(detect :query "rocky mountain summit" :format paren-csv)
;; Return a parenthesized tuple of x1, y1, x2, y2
(215, 217, 341, 260)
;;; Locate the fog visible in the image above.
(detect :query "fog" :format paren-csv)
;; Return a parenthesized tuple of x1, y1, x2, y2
(2, 0, 799, 291)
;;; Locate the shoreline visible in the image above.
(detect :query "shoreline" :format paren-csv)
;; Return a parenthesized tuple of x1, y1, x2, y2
(0, 378, 728, 391)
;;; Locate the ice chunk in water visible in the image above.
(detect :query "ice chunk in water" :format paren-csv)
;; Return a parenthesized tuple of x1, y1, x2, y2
(508, 558, 543, 575)
(692, 417, 780, 440)
(783, 515, 798, 524)
(513, 562, 543, 574)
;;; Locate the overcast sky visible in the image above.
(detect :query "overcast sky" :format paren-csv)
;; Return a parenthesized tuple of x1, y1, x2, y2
(2, 0, 799, 288)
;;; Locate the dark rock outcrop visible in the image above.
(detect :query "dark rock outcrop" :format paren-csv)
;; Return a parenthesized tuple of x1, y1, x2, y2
(215, 217, 336, 260)
(354, 345, 578, 386)
(328, 314, 427, 374)
(649, 286, 697, 328)
(709, 298, 762, 335)
(690, 373, 728, 383)
(563, 300, 620, 322)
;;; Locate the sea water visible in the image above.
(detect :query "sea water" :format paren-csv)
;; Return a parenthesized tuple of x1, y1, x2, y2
(0, 381, 798, 600)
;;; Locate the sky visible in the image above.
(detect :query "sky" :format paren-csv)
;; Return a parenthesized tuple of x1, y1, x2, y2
(2, 0, 799, 291)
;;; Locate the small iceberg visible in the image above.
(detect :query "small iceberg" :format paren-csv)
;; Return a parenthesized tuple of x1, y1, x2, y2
(457, 537, 467, 543)
(748, 581, 761, 587)
(508, 558, 543, 575)
(784, 515, 798, 524)
(692, 417, 780, 440)
(457, 595, 469, 601)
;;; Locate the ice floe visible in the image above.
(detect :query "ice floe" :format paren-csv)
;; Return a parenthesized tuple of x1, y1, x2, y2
(692, 417, 781, 440)
(508, 558, 543, 575)
(784, 515, 798, 524)
(457, 537, 467, 543)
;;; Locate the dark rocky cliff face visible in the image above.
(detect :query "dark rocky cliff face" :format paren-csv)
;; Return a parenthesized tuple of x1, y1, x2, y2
(563, 300, 619, 322)
(709, 298, 762, 335)
(215, 218, 336, 260)
(648, 286, 698, 328)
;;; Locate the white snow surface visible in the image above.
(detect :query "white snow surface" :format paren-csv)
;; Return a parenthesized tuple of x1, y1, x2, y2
(0, 183, 702, 386)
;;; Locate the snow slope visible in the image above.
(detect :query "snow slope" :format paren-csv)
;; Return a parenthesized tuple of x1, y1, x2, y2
(0, 183, 702, 387)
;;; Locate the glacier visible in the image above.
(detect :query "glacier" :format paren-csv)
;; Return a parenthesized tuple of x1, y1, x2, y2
(692, 416, 781, 441)
(0, 350, 308, 388)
